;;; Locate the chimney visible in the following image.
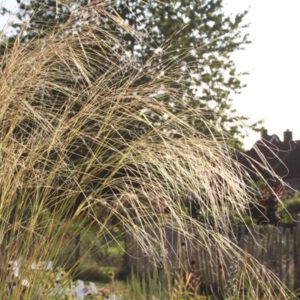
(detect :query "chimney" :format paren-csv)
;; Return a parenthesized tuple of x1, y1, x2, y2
(261, 128, 268, 139)
(284, 129, 293, 143)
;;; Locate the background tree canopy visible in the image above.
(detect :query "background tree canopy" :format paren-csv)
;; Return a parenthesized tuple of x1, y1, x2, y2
(2, 0, 256, 148)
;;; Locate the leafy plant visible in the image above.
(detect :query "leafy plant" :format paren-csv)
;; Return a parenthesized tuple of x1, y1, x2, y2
(0, 1, 292, 299)
(278, 193, 300, 225)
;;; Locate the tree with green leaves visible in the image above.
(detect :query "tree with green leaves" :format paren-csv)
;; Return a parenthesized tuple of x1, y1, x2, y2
(114, 0, 253, 146)
(12, 0, 73, 39)
(2, 0, 254, 148)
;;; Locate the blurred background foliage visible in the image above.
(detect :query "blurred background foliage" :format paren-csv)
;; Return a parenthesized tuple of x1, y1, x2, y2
(1, 0, 260, 149)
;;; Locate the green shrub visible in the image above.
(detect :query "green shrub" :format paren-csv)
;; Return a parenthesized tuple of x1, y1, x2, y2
(74, 263, 111, 283)
(278, 193, 300, 225)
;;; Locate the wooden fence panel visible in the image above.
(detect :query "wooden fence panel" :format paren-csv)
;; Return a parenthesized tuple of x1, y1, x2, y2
(294, 215, 300, 290)
(125, 218, 300, 292)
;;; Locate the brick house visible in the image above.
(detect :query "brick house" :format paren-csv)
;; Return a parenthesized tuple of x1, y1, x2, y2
(238, 129, 300, 223)
(240, 129, 300, 190)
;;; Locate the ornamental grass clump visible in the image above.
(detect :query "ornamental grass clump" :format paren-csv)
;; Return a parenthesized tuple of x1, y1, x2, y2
(0, 2, 292, 299)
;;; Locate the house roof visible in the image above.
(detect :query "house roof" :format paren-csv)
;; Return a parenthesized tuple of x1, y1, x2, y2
(276, 142, 300, 179)
(238, 129, 300, 182)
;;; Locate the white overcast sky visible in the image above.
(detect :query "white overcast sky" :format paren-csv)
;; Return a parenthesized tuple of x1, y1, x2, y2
(224, 0, 300, 148)
(1, 0, 300, 149)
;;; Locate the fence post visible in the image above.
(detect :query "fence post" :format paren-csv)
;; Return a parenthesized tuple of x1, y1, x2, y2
(294, 214, 300, 290)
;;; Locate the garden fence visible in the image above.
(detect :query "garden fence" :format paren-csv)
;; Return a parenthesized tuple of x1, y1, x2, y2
(125, 215, 300, 292)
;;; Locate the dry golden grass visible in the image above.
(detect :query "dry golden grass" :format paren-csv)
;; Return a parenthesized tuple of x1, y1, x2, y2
(0, 2, 293, 299)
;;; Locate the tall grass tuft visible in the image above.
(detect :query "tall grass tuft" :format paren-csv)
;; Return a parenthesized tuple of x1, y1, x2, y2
(0, 1, 292, 298)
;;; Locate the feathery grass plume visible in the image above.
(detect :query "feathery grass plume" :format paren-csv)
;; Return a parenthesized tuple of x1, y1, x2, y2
(0, 1, 292, 298)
